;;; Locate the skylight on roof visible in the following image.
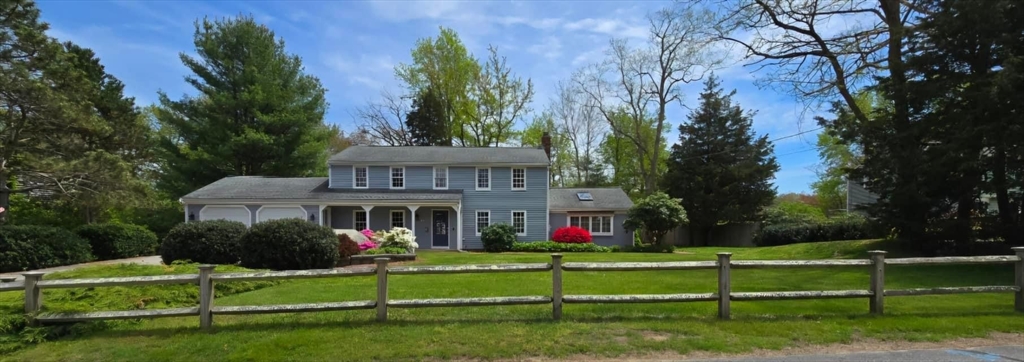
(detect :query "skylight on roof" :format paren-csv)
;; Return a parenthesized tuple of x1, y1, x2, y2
(577, 192, 593, 201)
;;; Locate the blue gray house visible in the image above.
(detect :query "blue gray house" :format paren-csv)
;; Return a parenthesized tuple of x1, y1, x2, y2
(180, 143, 635, 250)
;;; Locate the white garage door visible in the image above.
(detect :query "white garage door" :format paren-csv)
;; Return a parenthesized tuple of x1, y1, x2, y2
(200, 206, 251, 226)
(257, 206, 306, 223)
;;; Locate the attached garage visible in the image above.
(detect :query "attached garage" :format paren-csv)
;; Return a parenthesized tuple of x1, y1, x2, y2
(256, 206, 306, 223)
(199, 206, 251, 226)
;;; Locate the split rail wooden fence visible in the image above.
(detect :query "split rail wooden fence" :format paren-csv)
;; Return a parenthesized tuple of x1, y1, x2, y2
(1, 247, 1022, 330)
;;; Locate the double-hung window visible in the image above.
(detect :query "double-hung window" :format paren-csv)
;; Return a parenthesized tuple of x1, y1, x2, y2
(476, 167, 491, 190)
(511, 168, 526, 190)
(476, 210, 490, 235)
(390, 166, 404, 189)
(353, 166, 368, 189)
(511, 211, 526, 236)
(568, 214, 614, 235)
(354, 210, 367, 231)
(391, 210, 405, 228)
(434, 166, 448, 189)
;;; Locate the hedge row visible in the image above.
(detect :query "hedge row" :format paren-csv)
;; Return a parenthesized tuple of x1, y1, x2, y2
(511, 241, 613, 253)
(2, 223, 162, 273)
(753, 219, 883, 246)
(160, 219, 340, 270)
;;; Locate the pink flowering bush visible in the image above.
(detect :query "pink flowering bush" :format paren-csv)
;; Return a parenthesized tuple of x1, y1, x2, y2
(358, 241, 378, 251)
(360, 228, 375, 241)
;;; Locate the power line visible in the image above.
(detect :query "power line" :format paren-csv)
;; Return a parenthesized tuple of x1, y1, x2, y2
(674, 126, 824, 162)
(775, 147, 819, 157)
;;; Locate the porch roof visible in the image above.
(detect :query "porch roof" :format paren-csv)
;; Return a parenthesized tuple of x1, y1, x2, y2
(181, 176, 462, 203)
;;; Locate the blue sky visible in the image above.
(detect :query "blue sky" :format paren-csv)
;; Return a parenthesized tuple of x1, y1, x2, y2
(38, 0, 824, 194)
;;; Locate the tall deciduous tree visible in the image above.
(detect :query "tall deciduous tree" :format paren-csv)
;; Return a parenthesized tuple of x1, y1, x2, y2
(155, 15, 330, 197)
(576, 3, 719, 195)
(465, 46, 534, 147)
(548, 80, 605, 187)
(664, 76, 779, 245)
(520, 112, 571, 186)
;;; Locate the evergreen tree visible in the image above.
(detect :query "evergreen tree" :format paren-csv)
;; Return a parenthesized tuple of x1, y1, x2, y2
(155, 15, 330, 197)
(663, 76, 779, 245)
(405, 89, 450, 146)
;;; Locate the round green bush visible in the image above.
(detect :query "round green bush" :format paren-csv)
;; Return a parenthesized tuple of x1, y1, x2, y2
(159, 220, 247, 265)
(239, 219, 339, 270)
(76, 223, 158, 260)
(481, 223, 517, 252)
(0, 226, 94, 273)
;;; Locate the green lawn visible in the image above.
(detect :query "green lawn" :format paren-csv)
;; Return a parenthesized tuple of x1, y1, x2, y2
(2, 240, 1022, 361)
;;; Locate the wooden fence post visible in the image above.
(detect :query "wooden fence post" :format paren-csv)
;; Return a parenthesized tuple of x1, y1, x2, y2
(1013, 247, 1024, 313)
(716, 253, 732, 320)
(869, 250, 887, 315)
(551, 254, 563, 321)
(198, 265, 216, 330)
(23, 272, 44, 326)
(376, 258, 389, 322)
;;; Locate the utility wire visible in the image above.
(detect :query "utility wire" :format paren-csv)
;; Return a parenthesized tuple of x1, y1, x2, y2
(674, 126, 825, 162)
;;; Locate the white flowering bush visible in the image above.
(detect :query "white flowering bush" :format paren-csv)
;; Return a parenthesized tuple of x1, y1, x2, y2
(376, 227, 419, 249)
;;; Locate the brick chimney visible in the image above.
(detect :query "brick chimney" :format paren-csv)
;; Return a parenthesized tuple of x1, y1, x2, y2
(541, 132, 552, 160)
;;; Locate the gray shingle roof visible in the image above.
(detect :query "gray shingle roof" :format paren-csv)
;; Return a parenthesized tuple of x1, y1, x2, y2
(329, 145, 549, 165)
(549, 188, 634, 211)
(180, 176, 462, 202)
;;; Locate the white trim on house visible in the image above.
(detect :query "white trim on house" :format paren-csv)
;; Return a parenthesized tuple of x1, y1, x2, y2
(551, 209, 631, 213)
(390, 209, 406, 228)
(353, 166, 369, 189)
(511, 167, 526, 191)
(475, 167, 491, 191)
(430, 208, 451, 249)
(511, 210, 527, 237)
(182, 199, 460, 207)
(199, 205, 252, 227)
(545, 167, 550, 237)
(433, 166, 449, 190)
(353, 210, 368, 230)
(255, 205, 307, 223)
(329, 161, 549, 167)
(566, 213, 614, 236)
(389, 166, 405, 190)
(475, 210, 490, 236)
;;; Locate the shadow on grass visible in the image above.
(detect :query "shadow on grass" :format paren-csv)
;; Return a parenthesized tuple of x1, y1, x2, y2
(57, 309, 1022, 342)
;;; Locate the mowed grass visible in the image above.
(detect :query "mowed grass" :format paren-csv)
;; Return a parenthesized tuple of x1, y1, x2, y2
(3, 240, 1023, 361)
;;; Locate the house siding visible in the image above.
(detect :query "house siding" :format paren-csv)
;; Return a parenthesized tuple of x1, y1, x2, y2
(549, 211, 632, 247)
(329, 165, 352, 188)
(846, 179, 878, 214)
(331, 165, 443, 190)
(455, 166, 548, 249)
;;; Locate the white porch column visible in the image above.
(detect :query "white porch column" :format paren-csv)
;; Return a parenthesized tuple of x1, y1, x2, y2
(361, 205, 374, 230)
(408, 206, 420, 233)
(318, 205, 327, 227)
(455, 203, 462, 250)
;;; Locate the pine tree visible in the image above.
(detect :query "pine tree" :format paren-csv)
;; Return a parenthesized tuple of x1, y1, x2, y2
(663, 75, 779, 246)
(155, 15, 331, 197)
(405, 89, 450, 146)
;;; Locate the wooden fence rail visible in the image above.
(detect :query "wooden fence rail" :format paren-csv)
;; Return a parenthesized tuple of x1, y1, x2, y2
(4, 247, 1023, 329)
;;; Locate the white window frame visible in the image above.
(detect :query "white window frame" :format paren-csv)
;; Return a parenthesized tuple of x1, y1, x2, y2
(511, 210, 527, 236)
(511, 168, 526, 191)
(353, 210, 367, 231)
(391, 210, 406, 228)
(475, 167, 491, 191)
(475, 210, 490, 235)
(433, 166, 449, 190)
(390, 166, 405, 189)
(567, 214, 614, 236)
(353, 166, 368, 189)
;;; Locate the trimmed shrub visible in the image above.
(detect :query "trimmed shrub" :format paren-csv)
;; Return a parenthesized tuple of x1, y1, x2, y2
(511, 241, 612, 253)
(0, 226, 94, 273)
(365, 247, 410, 255)
(76, 223, 158, 260)
(626, 244, 675, 253)
(338, 234, 360, 259)
(552, 226, 592, 243)
(159, 220, 247, 265)
(754, 218, 882, 247)
(240, 219, 338, 270)
(481, 223, 517, 252)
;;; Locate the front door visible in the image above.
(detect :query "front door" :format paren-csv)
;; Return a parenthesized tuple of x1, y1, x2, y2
(432, 210, 449, 248)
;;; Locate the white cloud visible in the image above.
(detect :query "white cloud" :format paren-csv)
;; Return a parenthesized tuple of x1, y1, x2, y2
(563, 18, 647, 39)
(527, 36, 563, 60)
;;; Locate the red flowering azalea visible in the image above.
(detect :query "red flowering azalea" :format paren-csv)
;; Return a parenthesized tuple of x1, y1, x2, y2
(552, 226, 593, 244)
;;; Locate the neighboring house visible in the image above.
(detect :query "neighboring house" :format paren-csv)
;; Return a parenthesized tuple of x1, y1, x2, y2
(848, 178, 1013, 215)
(180, 141, 635, 250)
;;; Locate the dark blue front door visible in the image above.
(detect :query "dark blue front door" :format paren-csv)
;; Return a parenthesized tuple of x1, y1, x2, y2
(432, 210, 449, 248)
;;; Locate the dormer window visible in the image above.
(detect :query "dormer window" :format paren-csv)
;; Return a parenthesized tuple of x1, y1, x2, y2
(390, 166, 405, 189)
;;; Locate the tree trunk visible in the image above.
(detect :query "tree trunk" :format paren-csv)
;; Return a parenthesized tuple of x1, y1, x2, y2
(705, 225, 714, 247)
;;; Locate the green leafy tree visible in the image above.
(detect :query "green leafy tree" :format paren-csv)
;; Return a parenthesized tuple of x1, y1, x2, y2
(405, 88, 450, 146)
(598, 109, 668, 197)
(623, 192, 687, 246)
(664, 75, 779, 246)
(465, 46, 534, 147)
(155, 15, 330, 197)
(521, 112, 571, 186)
